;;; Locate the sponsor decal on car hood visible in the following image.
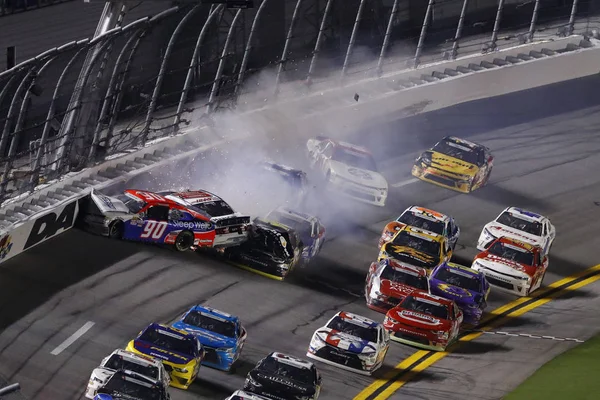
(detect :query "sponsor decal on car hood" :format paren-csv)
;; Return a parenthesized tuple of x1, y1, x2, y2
(430, 153, 478, 176)
(486, 223, 543, 246)
(390, 309, 450, 330)
(317, 329, 376, 354)
(171, 323, 234, 348)
(380, 279, 417, 298)
(477, 255, 534, 279)
(252, 371, 311, 393)
(429, 281, 478, 305)
(133, 340, 193, 365)
(329, 160, 387, 188)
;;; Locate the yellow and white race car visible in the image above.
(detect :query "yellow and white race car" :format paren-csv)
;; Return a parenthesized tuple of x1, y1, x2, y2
(411, 136, 493, 193)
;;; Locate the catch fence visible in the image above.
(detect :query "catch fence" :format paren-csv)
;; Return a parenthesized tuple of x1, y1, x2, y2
(0, 0, 598, 204)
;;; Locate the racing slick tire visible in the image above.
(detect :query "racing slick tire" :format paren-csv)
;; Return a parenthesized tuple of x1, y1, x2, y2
(174, 230, 195, 252)
(108, 220, 124, 239)
(483, 166, 493, 186)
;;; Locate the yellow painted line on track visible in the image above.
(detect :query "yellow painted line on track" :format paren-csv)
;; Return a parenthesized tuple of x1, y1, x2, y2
(355, 264, 600, 400)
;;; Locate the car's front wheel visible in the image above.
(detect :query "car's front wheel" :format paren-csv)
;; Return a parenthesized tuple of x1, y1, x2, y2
(174, 231, 195, 252)
(108, 220, 124, 239)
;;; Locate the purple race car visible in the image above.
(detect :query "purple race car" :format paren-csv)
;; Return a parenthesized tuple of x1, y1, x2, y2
(429, 262, 490, 325)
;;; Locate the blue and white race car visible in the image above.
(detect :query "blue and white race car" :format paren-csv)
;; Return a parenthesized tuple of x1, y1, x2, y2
(172, 305, 247, 372)
(261, 161, 309, 208)
(264, 207, 325, 265)
(306, 311, 390, 375)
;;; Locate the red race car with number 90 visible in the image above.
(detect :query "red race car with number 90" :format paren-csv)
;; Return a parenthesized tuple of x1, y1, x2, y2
(79, 188, 250, 251)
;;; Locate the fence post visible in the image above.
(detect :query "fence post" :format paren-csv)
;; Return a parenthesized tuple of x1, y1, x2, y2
(567, 0, 579, 36)
(236, 0, 272, 95)
(0, 75, 18, 134)
(274, 0, 303, 95)
(207, 9, 243, 113)
(414, 0, 435, 68)
(174, 5, 223, 131)
(527, 0, 541, 42)
(306, 0, 334, 86)
(376, 0, 400, 77)
(490, 0, 505, 51)
(30, 43, 89, 188)
(451, 0, 469, 59)
(340, 0, 367, 81)
(141, 5, 200, 146)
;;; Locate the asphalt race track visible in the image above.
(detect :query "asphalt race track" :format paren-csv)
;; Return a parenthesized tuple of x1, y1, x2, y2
(3, 74, 600, 400)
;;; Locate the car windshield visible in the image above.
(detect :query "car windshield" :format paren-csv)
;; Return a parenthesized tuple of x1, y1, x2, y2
(401, 296, 449, 320)
(397, 212, 445, 235)
(138, 328, 196, 356)
(496, 212, 542, 236)
(331, 147, 377, 172)
(182, 311, 237, 338)
(269, 212, 312, 237)
(392, 232, 441, 257)
(116, 194, 144, 213)
(259, 357, 313, 384)
(326, 316, 378, 343)
(488, 241, 535, 265)
(104, 355, 159, 380)
(189, 200, 234, 217)
(433, 268, 481, 292)
(432, 139, 480, 165)
(380, 264, 428, 291)
(100, 374, 162, 400)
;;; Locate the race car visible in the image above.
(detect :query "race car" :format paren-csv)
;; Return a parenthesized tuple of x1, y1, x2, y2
(260, 161, 310, 208)
(79, 189, 250, 251)
(125, 323, 205, 390)
(411, 136, 493, 193)
(85, 349, 169, 399)
(378, 226, 451, 274)
(378, 206, 460, 251)
(171, 305, 247, 372)
(225, 390, 272, 400)
(93, 369, 170, 400)
(477, 207, 556, 255)
(307, 311, 390, 375)
(472, 237, 549, 296)
(306, 136, 388, 206)
(157, 189, 251, 248)
(243, 352, 322, 400)
(384, 290, 463, 351)
(265, 207, 325, 264)
(429, 262, 490, 325)
(222, 217, 303, 280)
(364, 258, 430, 314)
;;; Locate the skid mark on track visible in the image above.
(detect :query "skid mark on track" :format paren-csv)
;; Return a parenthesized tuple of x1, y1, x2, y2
(471, 330, 584, 343)
(290, 298, 358, 336)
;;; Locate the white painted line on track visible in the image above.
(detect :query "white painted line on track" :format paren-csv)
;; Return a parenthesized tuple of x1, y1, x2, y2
(471, 330, 584, 343)
(50, 321, 95, 355)
(391, 178, 419, 188)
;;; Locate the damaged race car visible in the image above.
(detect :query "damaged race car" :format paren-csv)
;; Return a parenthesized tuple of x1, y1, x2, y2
(364, 258, 430, 314)
(264, 207, 325, 264)
(79, 189, 249, 251)
(222, 217, 304, 280)
(384, 290, 463, 351)
(412, 136, 493, 193)
(472, 237, 549, 297)
(429, 262, 490, 325)
(260, 161, 310, 208)
(306, 136, 389, 207)
(378, 206, 460, 251)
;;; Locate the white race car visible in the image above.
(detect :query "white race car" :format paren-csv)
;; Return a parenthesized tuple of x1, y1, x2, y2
(306, 136, 388, 206)
(225, 390, 272, 400)
(307, 311, 390, 375)
(477, 207, 556, 255)
(85, 349, 169, 399)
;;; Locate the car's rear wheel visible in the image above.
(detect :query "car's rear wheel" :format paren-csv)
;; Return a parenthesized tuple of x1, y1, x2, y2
(174, 230, 195, 252)
(108, 220, 124, 239)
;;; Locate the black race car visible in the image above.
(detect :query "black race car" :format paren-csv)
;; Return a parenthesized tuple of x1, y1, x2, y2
(223, 218, 303, 281)
(243, 352, 322, 400)
(94, 369, 170, 400)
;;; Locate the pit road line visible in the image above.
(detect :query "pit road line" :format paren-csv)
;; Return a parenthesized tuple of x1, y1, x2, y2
(354, 264, 600, 400)
(50, 321, 96, 356)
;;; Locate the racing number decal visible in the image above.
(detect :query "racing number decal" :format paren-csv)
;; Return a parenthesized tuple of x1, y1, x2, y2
(347, 168, 373, 180)
(136, 191, 167, 202)
(141, 221, 168, 239)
